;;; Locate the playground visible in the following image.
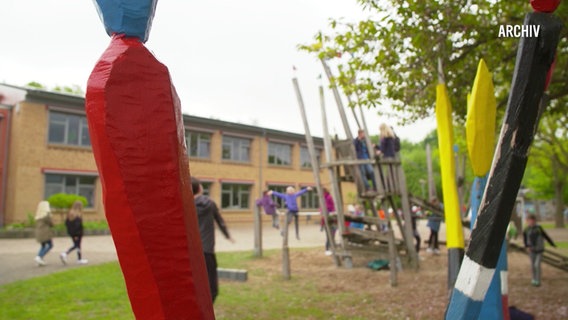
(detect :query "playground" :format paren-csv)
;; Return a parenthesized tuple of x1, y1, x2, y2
(0, 225, 566, 319)
(0, 0, 564, 319)
(214, 245, 568, 319)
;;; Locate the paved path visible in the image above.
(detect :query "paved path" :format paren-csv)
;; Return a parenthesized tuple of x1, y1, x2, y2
(1, 219, 564, 286)
(0, 221, 328, 286)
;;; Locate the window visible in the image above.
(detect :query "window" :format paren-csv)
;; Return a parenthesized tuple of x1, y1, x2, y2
(301, 187, 319, 209)
(222, 136, 250, 162)
(300, 147, 321, 168)
(268, 185, 288, 209)
(221, 184, 251, 209)
(201, 182, 212, 197)
(185, 131, 211, 159)
(44, 174, 96, 207)
(48, 111, 91, 147)
(268, 142, 291, 166)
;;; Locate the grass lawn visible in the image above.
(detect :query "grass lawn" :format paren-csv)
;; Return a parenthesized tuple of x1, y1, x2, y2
(540, 222, 567, 229)
(0, 250, 294, 320)
(0, 262, 131, 320)
(555, 241, 568, 249)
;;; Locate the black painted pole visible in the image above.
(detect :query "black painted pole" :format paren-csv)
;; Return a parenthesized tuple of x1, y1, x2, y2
(446, 10, 562, 319)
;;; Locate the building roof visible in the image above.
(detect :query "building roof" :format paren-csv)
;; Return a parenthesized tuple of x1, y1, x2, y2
(0, 84, 322, 144)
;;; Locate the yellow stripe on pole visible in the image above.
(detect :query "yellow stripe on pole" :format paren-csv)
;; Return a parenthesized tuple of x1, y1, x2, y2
(466, 59, 497, 177)
(435, 84, 464, 249)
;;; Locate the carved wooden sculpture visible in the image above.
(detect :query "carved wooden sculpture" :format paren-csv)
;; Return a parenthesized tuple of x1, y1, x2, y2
(85, 1, 215, 319)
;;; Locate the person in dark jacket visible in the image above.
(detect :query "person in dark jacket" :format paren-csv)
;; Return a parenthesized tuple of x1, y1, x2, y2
(523, 214, 556, 286)
(376, 123, 397, 158)
(353, 129, 377, 192)
(60, 200, 88, 265)
(192, 177, 234, 302)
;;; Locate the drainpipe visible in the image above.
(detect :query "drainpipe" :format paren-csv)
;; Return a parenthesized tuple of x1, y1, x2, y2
(0, 107, 12, 228)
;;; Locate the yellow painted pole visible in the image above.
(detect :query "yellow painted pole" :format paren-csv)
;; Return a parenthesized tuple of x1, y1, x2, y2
(436, 84, 464, 250)
(435, 75, 464, 289)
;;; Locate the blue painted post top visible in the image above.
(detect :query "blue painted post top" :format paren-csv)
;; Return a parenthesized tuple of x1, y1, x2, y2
(93, 0, 158, 43)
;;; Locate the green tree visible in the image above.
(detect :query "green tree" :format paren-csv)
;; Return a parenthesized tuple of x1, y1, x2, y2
(525, 111, 568, 227)
(25, 81, 84, 95)
(301, 0, 568, 123)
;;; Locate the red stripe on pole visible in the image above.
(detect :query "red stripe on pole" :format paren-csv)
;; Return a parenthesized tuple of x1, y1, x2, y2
(86, 35, 214, 320)
(502, 295, 510, 320)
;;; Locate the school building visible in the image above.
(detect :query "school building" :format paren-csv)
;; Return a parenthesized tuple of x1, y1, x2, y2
(0, 84, 355, 226)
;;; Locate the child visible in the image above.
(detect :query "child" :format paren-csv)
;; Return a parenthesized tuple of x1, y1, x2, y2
(320, 188, 336, 255)
(349, 204, 365, 230)
(426, 211, 442, 254)
(256, 190, 279, 229)
(34, 201, 54, 266)
(270, 186, 312, 240)
(523, 214, 556, 286)
(60, 200, 88, 265)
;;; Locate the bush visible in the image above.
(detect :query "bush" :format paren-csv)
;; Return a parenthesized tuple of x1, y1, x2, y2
(47, 193, 88, 209)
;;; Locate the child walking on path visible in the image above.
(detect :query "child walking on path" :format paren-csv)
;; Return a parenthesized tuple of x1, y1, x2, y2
(256, 190, 279, 229)
(270, 186, 312, 240)
(34, 201, 54, 266)
(523, 214, 556, 286)
(60, 200, 88, 265)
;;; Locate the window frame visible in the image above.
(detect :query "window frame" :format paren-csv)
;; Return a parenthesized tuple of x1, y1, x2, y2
(44, 173, 97, 208)
(222, 135, 251, 162)
(201, 182, 212, 197)
(300, 186, 319, 209)
(299, 146, 321, 169)
(267, 141, 292, 166)
(184, 130, 211, 159)
(221, 183, 251, 210)
(47, 111, 91, 147)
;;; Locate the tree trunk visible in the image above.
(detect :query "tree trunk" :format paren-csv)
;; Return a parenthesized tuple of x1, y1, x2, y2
(553, 159, 566, 228)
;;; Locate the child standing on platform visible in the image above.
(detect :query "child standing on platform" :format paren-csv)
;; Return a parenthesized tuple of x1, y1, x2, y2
(270, 186, 312, 240)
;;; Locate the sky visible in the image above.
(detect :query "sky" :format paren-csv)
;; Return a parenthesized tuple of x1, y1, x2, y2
(0, 0, 436, 142)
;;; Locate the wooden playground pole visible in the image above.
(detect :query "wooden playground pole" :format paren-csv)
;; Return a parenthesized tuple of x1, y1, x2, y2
(282, 213, 291, 280)
(396, 161, 419, 270)
(254, 130, 264, 258)
(320, 59, 354, 141)
(254, 204, 262, 258)
(320, 58, 359, 241)
(347, 95, 362, 130)
(426, 143, 436, 201)
(319, 84, 351, 267)
(445, 7, 562, 319)
(292, 77, 341, 268)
